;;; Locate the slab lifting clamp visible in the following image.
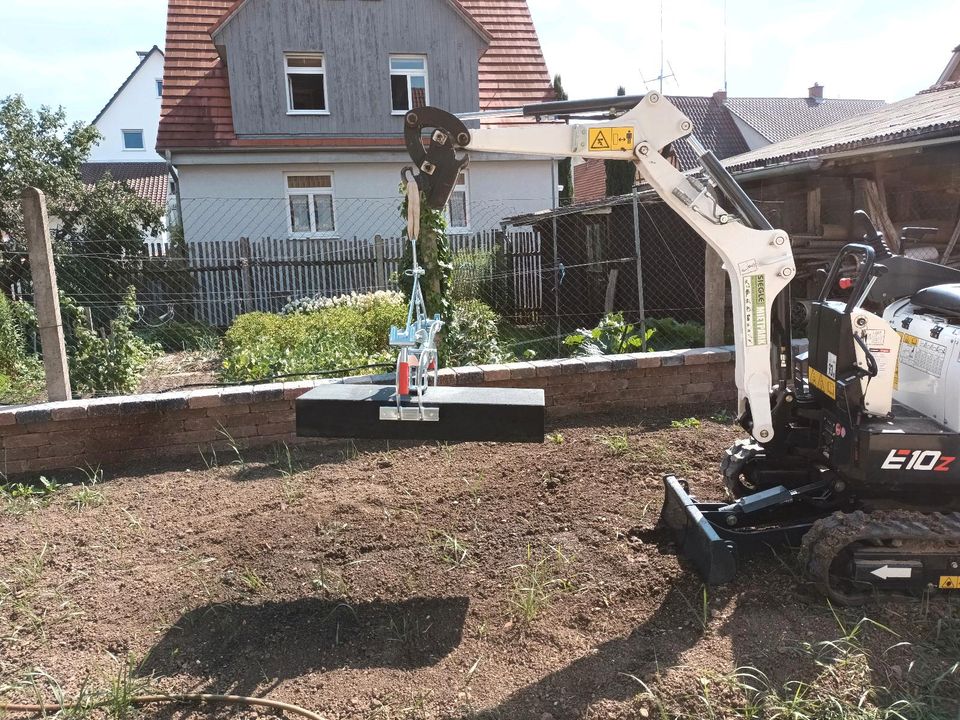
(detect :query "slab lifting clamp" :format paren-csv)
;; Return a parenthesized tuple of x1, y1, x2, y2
(380, 168, 444, 422)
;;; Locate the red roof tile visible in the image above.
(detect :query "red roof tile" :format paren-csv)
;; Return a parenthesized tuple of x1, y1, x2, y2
(157, 0, 553, 150)
(80, 162, 169, 208)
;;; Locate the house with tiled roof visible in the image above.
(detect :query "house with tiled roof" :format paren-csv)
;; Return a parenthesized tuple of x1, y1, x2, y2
(80, 46, 170, 242)
(158, 0, 556, 246)
(573, 85, 884, 203)
(84, 47, 169, 210)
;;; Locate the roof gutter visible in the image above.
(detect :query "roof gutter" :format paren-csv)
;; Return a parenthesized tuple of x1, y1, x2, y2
(730, 159, 823, 182)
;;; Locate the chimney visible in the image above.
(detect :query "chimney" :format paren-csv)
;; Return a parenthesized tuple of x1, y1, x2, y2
(712, 89, 728, 104)
(808, 82, 824, 104)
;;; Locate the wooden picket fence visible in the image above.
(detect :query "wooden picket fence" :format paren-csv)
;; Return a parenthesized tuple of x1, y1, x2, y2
(145, 230, 541, 327)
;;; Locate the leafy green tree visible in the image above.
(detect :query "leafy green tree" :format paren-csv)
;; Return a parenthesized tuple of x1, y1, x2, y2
(0, 95, 163, 324)
(553, 75, 574, 206)
(604, 86, 636, 197)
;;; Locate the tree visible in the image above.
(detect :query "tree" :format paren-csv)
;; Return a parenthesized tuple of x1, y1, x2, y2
(0, 95, 163, 322)
(553, 75, 574, 206)
(604, 86, 636, 197)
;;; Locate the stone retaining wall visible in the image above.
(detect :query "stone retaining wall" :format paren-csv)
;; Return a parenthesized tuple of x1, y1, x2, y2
(0, 347, 735, 476)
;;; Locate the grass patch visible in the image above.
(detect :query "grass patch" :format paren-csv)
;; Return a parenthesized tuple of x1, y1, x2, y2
(598, 434, 630, 456)
(630, 610, 960, 720)
(507, 544, 574, 626)
(237, 567, 267, 594)
(1, 477, 66, 515)
(69, 465, 104, 512)
(670, 416, 701, 429)
(431, 530, 472, 569)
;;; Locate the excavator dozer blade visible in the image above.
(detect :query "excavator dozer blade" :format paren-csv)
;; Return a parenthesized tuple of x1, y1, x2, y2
(659, 475, 738, 585)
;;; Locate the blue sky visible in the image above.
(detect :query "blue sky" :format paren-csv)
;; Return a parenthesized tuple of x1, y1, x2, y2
(0, 0, 956, 124)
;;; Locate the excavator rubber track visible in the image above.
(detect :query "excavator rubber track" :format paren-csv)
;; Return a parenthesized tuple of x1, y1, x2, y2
(799, 510, 960, 605)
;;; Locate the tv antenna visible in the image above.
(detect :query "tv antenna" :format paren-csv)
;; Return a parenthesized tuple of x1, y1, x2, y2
(640, 0, 679, 93)
(640, 61, 679, 94)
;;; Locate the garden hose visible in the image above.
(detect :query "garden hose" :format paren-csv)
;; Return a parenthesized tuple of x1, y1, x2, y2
(0, 693, 327, 720)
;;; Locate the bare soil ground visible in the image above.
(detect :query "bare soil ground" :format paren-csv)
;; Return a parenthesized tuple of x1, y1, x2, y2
(1, 406, 958, 720)
(138, 352, 219, 394)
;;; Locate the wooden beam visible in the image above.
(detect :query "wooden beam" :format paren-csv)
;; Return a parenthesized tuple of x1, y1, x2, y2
(854, 178, 900, 253)
(941, 206, 960, 264)
(806, 185, 822, 236)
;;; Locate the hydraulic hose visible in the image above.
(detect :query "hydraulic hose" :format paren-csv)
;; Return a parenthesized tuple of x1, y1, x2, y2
(0, 693, 326, 720)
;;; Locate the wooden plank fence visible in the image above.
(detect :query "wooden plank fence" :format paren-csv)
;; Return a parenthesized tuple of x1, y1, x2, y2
(145, 230, 541, 327)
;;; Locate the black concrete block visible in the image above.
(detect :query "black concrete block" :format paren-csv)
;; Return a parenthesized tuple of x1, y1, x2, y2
(296, 384, 544, 443)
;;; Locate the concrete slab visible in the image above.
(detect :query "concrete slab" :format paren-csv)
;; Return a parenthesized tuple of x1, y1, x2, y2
(296, 384, 544, 443)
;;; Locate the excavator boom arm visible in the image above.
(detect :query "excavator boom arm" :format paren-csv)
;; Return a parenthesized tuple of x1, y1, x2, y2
(404, 93, 796, 441)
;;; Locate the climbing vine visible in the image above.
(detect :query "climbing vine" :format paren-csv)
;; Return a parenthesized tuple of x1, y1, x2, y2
(398, 185, 453, 321)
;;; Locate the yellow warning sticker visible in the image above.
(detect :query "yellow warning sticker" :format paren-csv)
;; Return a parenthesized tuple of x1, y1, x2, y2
(808, 366, 836, 399)
(588, 127, 635, 152)
(939, 576, 960, 589)
(898, 332, 919, 346)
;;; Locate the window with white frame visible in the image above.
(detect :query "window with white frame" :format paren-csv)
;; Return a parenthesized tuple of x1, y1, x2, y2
(287, 174, 336, 236)
(122, 129, 145, 151)
(446, 171, 469, 230)
(390, 55, 428, 113)
(285, 54, 328, 113)
(156, 79, 163, 97)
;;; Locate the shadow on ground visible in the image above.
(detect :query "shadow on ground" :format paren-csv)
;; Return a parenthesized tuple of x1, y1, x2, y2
(139, 596, 470, 695)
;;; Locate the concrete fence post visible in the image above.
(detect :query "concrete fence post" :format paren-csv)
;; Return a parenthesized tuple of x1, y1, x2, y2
(704, 246, 726, 347)
(21, 187, 72, 401)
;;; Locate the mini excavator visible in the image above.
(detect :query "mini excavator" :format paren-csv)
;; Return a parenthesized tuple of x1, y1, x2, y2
(376, 92, 960, 604)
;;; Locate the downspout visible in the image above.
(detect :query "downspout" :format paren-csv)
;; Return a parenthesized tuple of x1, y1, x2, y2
(165, 150, 183, 242)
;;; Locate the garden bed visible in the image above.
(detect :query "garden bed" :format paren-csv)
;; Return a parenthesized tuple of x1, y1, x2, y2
(1, 405, 958, 719)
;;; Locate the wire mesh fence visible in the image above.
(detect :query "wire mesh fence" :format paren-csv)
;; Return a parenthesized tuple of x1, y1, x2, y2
(0, 193, 714, 403)
(4, 183, 959, 404)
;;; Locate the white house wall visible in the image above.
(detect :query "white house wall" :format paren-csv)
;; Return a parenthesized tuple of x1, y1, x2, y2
(176, 158, 556, 244)
(88, 51, 165, 163)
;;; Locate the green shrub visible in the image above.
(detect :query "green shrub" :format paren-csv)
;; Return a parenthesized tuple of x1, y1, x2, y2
(0, 293, 26, 375)
(646, 317, 705, 350)
(221, 293, 406, 383)
(564, 312, 655, 356)
(0, 294, 44, 404)
(443, 300, 510, 367)
(62, 288, 160, 397)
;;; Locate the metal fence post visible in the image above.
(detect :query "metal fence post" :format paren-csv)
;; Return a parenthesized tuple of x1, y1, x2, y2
(21, 187, 72, 401)
(374, 234, 387, 289)
(631, 185, 648, 351)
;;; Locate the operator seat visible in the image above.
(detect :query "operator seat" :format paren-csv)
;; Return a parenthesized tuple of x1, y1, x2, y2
(910, 284, 960, 319)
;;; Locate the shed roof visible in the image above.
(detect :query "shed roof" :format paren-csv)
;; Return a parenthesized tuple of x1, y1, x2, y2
(725, 84, 960, 172)
(157, 0, 553, 150)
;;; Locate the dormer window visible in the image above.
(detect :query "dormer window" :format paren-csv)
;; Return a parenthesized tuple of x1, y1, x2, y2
(286, 54, 328, 114)
(390, 55, 428, 114)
